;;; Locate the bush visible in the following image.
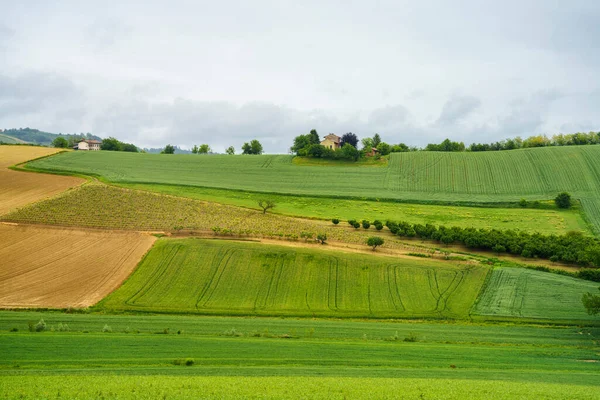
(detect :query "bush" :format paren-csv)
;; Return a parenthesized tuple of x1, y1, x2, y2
(362, 220, 370, 229)
(348, 219, 356, 226)
(300, 232, 313, 242)
(316, 233, 327, 244)
(35, 319, 47, 332)
(352, 222, 361, 229)
(367, 236, 384, 250)
(174, 358, 195, 366)
(102, 324, 112, 333)
(519, 198, 528, 207)
(375, 223, 383, 231)
(555, 192, 572, 208)
(332, 219, 340, 225)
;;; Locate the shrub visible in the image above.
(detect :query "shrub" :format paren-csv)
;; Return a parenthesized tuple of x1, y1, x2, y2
(362, 220, 370, 229)
(300, 232, 313, 242)
(404, 333, 418, 342)
(316, 233, 327, 244)
(519, 198, 528, 207)
(348, 219, 356, 226)
(332, 218, 340, 225)
(375, 223, 383, 231)
(492, 244, 506, 254)
(102, 324, 112, 333)
(352, 222, 361, 229)
(555, 192, 572, 208)
(174, 358, 195, 366)
(35, 319, 47, 332)
(367, 236, 384, 250)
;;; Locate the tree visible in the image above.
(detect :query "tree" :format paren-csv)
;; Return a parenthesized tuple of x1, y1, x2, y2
(361, 137, 374, 150)
(308, 129, 320, 145)
(258, 199, 275, 214)
(121, 143, 138, 152)
(226, 146, 235, 155)
(332, 219, 340, 225)
(191, 145, 199, 154)
(582, 288, 600, 315)
(52, 137, 68, 148)
(376, 142, 391, 156)
(198, 144, 211, 154)
(372, 133, 381, 147)
(101, 137, 122, 151)
(340, 132, 358, 148)
(316, 233, 327, 244)
(555, 192, 572, 208)
(243, 140, 263, 155)
(367, 236, 384, 251)
(291, 134, 311, 154)
(341, 143, 360, 161)
(161, 144, 175, 154)
(250, 139, 263, 155)
(362, 220, 370, 229)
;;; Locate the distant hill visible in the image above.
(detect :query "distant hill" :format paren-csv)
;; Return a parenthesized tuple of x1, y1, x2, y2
(0, 133, 27, 144)
(0, 128, 102, 146)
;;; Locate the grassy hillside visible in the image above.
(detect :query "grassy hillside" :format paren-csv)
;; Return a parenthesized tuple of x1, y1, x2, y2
(98, 239, 488, 318)
(2, 128, 102, 146)
(0, 133, 26, 144)
(26, 146, 600, 232)
(1, 311, 598, 399)
(120, 182, 588, 234)
(473, 267, 599, 321)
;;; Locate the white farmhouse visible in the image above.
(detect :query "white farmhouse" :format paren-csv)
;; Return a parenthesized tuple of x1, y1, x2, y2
(74, 139, 101, 151)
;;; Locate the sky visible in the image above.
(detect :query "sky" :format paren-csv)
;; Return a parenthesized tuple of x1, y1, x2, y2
(0, 0, 599, 153)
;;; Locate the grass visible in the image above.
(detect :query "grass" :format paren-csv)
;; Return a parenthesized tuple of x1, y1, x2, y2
(473, 267, 599, 320)
(292, 155, 389, 167)
(97, 238, 488, 318)
(118, 182, 589, 234)
(0, 311, 598, 399)
(24, 146, 600, 233)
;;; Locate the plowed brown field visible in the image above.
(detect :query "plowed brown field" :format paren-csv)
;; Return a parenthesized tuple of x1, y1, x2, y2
(0, 146, 84, 216)
(0, 224, 156, 308)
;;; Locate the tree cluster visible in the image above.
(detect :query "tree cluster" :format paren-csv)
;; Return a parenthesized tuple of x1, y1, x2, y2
(469, 132, 600, 152)
(101, 137, 138, 152)
(192, 144, 211, 154)
(242, 140, 263, 155)
(384, 220, 600, 267)
(425, 138, 466, 152)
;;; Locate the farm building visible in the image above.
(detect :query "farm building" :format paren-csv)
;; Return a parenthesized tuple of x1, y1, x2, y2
(365, 147, 379, 157)
(74, 139, 101, 151)
(320, 133, 341, 150)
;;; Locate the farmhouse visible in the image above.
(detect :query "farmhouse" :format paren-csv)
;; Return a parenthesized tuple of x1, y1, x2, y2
(74, 139, 101, 151)
(320, 133, 341, 150)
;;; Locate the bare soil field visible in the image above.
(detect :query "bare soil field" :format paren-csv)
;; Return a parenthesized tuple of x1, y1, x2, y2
(0, 146, 84, 216)
(0, 224, 156, 308)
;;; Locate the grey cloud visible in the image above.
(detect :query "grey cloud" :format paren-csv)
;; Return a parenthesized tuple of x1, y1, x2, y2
(368, 105, 410, 127)
(0, 73, 84, 119)
(435, 96, 481, 126)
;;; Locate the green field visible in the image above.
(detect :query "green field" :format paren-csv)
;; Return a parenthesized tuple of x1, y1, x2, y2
(120, 182, 589, 234)
(98, 238, 487, 318)
(473, 267, 599, 321)
(25, 145, 600, 233)
(0, 311, 598, 399)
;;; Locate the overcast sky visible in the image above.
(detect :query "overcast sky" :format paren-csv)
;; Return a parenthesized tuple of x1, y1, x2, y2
(1, 0, 599, 152)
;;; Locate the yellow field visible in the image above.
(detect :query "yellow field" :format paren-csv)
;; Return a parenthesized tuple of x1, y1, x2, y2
(0, 146, 84, 216)
(0, 224, 156, 308)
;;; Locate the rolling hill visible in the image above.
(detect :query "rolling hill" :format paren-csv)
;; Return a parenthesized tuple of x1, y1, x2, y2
(25, 145, 600, 233)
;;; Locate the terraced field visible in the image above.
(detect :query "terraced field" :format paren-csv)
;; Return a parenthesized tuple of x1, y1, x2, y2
(473, 267, 599, 321)
(98, 239, 488, 318)
(25, 145, 600, 232)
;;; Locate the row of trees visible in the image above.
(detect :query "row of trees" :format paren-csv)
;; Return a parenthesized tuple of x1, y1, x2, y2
(466, 132, 600, 152)
(384, 220, 600, 267)
(162, 140, 262, 155)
